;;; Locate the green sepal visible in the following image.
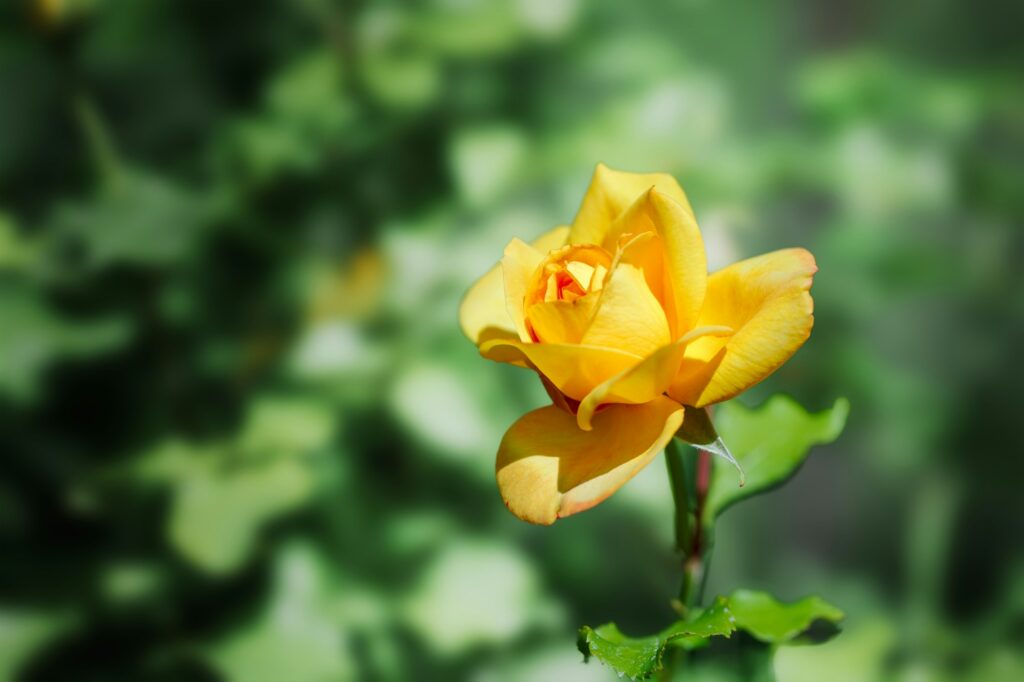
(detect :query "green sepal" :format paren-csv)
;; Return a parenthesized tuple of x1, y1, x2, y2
(677, 406, 746, 485)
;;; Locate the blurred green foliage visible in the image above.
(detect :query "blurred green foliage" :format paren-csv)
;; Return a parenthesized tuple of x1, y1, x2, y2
(0, 0, 1022, 680)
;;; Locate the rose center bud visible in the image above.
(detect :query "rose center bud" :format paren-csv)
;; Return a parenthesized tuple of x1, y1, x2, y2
(524, 244, 613, 344)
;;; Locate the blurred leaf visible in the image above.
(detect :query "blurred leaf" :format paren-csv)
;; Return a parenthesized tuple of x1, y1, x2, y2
(966, 647, 1024, 682)
(449, 125, 528, 206)
(578, 597, 735, 679)
(221, 50, 355, 182)
(169, 457, 315, 575)
(390, 362, 492, 467)
(0, 286, 131, 402)
(360, 48, 441, 112)
(49, 170, 207, 269)
(774, 618, 896, 682)
(0, 610, 74, 681)
(416, 0, 524, 57)
(516, 0, 581, 39)
(100, 562, 164, 606)
(136, 396, 335, 574)
(205, 544, 356, 682)
(238, 396, 335, 457)
(726, 590, 843, 644)
(265, 50, 351, 131)
(0, 213, 37, 272)
(403, 540, 564, 657)
(705, 397, 849, 521)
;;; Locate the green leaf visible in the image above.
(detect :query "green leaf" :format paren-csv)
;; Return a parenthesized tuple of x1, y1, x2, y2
(203, 544, 357, 682)
(0, 286, 131, 402)
(49, 170, 207, 269)
(403, 541, 564, 656)
(577, 597, 735, 679)
(705, 396, 849, 521)
(122, 395, 334, 574)
(0, 610, 75, 681)
(578, 591, 843, 679)
(727, 590, 844, 644)
(168, 457, 315, 575)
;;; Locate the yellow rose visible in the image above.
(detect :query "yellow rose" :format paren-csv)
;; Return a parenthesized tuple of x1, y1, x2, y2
(459, 165, 816, 524)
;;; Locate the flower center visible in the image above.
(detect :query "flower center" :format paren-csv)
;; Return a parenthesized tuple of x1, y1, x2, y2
(523, 244, 614, 344)
(526, 244, 612, 306)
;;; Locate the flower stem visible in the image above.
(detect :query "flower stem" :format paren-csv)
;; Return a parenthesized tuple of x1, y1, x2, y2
(664, 441, 714, 680)
(665, 440, 712, 611)
(685, 449, 712, 608)
(665, 438, 691, 558)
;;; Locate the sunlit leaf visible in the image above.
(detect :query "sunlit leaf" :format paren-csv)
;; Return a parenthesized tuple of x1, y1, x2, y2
(0, 610, 75, 681)
(403, 541, 564, 657)
(204, 544, 357, 682)
(0, 286, 131, 402)
(578, 589, 843, 679)
(577, 597, 735, 679)
(705, 396, 849, 521)
(774, 618, 896, 682)
(168, 457, 315, 575)
(238, 396, 335, 457)
(49, 170, 207, 269)
(727, 590, 844, 644)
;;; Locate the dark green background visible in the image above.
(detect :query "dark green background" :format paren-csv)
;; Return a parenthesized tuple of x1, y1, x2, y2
(1, 0, 1021, 680)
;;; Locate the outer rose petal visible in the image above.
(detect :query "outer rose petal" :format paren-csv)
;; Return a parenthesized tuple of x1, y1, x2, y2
(479, 339, 640, 400)
(569, 164, 694, 247)
(668, 248, 817, 407)
(458, 226, 569, 344)
(496, 396, 685, 524)
(604, 188, 708, 335)
(575, 325, 733, 430)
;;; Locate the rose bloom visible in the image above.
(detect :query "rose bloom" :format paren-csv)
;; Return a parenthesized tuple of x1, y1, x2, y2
(459, 165, 816, 524)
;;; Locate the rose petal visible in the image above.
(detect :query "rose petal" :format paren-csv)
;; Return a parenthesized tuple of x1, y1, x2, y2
(479, 338, 640, 400)
(496, 396, 685, 524)
(576, 325, 733, 431)
(604, 188, 708, 335)
(459, 226, 568, 344)
(669, 248, 817, 407)
(570, 164, 694, 247)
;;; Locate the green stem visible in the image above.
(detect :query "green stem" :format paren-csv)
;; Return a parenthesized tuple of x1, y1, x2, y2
(664, 442, 714, 680)
(665, 440, 713, 611)
(73, 93, 121, 185)
(685, 449, 711, 608)
(665, 438, 691, 560)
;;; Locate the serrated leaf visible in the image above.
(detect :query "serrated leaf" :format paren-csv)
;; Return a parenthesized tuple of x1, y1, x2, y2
(577, 597, 736, 678)
(705, 396, 849, 521)
(727, 590, 844, 644)
(578, 591, 843, 679)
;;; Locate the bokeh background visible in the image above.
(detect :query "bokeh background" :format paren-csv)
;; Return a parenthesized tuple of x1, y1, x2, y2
(1, 0, 1022, 680)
